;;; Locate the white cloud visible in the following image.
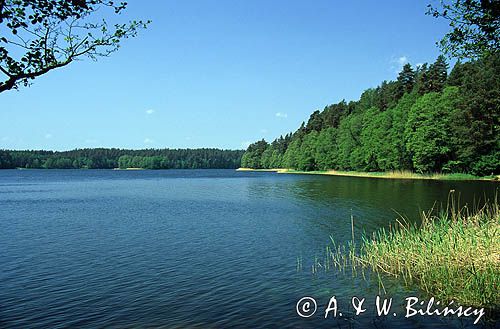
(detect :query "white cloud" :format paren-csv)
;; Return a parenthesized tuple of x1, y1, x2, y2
(144, 138, 154, 144)
(146, 109, 155, 115)
(45, 133, 52, 139)
(391, 55, 410, 73)
(275, 112, 288, 119)
(241, 141, 252, 149)
(397, 56, 408, 66)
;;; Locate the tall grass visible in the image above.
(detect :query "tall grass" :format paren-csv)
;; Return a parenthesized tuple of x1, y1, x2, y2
(277, 169, 498, 181)
(329, 198, 500, 309)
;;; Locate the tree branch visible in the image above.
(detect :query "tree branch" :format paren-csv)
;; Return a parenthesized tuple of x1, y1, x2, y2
(0, 1, 149, 93)
(0, 65, 11, 77)
(0, 0, 5, 22)
(0, 58, 72, 93)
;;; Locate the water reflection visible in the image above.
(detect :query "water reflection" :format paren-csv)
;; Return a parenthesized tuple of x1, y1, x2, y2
(245, 174, 498, 239)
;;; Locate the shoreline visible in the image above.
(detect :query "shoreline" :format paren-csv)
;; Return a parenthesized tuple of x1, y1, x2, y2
(237, 168, 499, 182)
(236, 168, 289, 173)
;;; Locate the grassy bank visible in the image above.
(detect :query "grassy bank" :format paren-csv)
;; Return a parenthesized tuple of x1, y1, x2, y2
(238, 168, 499, 181)
(331, 200, 500, 309)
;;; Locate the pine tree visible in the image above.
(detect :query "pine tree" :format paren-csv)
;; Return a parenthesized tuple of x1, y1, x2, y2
(397, 63, 416, 96)
(306, 110, 323, 132)
(431, 55, 449, 91)
(423, 55, 449, 93)
(415, 63, 429, 95)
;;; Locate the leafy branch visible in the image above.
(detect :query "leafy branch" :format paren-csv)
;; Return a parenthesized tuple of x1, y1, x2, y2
(0, 0, 150, 93)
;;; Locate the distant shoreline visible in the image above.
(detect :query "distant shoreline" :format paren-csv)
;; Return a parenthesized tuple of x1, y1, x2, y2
(236, 168, 499, 182)
(10, 167, 238, 170)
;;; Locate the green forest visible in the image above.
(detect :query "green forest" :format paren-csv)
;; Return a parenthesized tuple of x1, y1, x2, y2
(241, 53, 500, 176)
(0, 148, 244, 169)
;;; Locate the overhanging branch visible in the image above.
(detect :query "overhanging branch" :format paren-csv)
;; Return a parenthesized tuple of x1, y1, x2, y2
(0, 58, 72, 92)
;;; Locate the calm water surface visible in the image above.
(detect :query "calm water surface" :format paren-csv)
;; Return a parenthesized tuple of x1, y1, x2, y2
(0, 170, 498, 328)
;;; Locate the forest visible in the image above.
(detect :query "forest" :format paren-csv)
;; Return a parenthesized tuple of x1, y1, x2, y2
(0, 148, 244, 169)
(241, 53, 500, 176)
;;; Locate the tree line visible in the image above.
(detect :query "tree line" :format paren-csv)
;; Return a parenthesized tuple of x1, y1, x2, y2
(0, 148, 244, 170)
(241, 53, 499, 176)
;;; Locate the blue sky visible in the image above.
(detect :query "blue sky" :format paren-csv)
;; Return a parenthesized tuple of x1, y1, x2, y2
(0, 0, 450, 151)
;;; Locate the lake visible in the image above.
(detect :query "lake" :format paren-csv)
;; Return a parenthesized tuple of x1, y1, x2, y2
(0, 169, 498, 328)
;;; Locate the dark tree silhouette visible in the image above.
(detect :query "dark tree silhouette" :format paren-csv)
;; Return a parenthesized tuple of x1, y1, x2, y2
(0, 0, 150, 93)
(427, 0, 500, 59)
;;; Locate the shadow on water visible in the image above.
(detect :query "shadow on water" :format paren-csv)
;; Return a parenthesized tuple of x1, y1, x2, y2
(244, 173, 499, 239)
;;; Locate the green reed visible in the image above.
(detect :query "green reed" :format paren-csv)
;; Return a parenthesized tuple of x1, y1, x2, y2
(327, 197, 500, 309)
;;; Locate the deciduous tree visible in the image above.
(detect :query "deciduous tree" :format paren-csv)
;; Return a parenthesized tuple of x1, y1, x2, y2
(0, 0, 150, 93)
(427, 0, 500, 58)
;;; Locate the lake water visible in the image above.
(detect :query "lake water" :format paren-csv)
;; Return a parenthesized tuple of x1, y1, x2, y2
(0, 170, 498, 328)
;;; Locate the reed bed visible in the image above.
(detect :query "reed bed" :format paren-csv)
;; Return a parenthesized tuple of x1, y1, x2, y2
(279, 169, 496, 181)
(328, 198, 500, 309)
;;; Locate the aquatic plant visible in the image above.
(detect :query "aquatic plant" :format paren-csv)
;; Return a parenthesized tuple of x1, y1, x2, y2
(328, 196, 500, 309)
